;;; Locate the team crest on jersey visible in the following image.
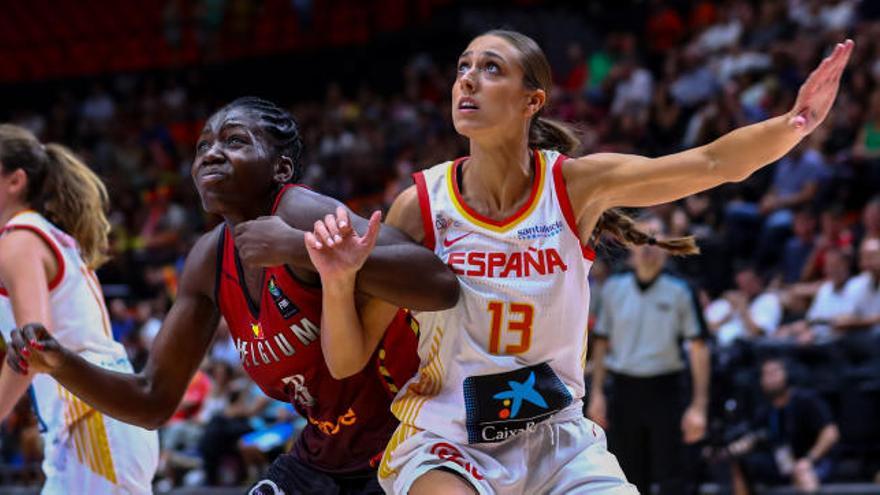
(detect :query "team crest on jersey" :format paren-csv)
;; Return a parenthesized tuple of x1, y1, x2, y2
(434, 213, 460, 233)
(463, 363, 572, 444)
(268, 276, 299, 319)
(251, 322, 264, 339)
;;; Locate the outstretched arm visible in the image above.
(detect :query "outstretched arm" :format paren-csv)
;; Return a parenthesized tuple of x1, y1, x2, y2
(7, 229, 222, 429)
(233, 187, 458, 311)
(563, 41, 853, 223)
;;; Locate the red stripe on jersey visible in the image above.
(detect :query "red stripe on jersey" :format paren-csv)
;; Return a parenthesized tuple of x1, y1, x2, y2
(271, 184, 298, 213)
(449, 149, 543, 229)
(0, 224, 67, 295)
(413, 171, 436, 250)
(551, 155, 596, 261)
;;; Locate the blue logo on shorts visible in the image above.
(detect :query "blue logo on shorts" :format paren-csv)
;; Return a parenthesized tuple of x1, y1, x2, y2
(492, 371, 548, 419)
(463, 363, 572, 444)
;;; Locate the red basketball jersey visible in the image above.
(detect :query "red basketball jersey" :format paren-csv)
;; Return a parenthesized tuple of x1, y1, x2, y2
(216, 185, 420, 473)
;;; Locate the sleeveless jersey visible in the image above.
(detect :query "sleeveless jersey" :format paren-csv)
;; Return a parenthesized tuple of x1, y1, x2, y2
(0, 211, 134, 482)
(216, 185, 420, 474)
(389, 149, 594, 446)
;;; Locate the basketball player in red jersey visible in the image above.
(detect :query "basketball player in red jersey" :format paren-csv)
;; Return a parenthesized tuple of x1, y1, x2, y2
(7, 97, 460, 494)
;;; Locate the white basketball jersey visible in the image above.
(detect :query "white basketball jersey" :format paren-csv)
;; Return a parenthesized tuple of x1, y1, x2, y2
(0, 211, 132, 483)
(391, 149, 594, 445)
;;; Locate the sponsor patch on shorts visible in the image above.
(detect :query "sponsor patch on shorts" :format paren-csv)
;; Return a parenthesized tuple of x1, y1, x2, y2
(463, 363, 572, 444)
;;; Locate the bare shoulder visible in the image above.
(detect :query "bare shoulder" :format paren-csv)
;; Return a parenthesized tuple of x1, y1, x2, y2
(178, 223, 225, 301)
(560, 153, 644, 208)
(0, 228, 55, 271)
(561, 153, 640, 183)
(386, 185, 424, 242)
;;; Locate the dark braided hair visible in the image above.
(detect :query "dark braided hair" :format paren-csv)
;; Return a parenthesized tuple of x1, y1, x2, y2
(218, 96, 305, 183)
(596, 209, 699, 256)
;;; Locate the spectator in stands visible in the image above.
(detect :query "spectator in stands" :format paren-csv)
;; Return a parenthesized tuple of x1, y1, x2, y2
(777, 249, 857, 344)
(835, 237, 880, 334)
(208, 319, 240, 368)
(199, 374, 273, 487)
(728, 357, 839, 494)
(852, 89, 880, 160)
(853, 195, 880, 255)
(778, 207, 818, 283)
(157, 367, 213, 489)
(706, 265, 783, 345)
(728, 138, 828, 269)
(3, 0, 880, 489)
(759, 140, 826, 227)
(801, 204, 854, 281)
(608, 56, 654, 117)
(559, 42, 588, 92)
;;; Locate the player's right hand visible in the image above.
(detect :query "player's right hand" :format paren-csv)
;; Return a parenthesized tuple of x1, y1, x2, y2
(6, 323, 65, 375)
(587, 392, 608, 429)
(234, 215, 299, 267)
(305, 206, 381, 284)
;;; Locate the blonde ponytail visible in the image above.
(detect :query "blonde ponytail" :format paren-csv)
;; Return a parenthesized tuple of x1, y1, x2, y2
(42, 144, 111, 269)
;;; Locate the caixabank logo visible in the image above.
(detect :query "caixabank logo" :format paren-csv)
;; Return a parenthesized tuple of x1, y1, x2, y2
(463, 363, 572, 444)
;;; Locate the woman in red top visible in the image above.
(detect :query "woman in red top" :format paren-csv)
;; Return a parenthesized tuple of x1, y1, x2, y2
(7, 97, 460, 494)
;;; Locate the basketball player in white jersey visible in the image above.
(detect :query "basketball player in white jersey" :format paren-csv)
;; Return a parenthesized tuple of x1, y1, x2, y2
(0, 125, 157, 494)
(292, 31, 853, 494)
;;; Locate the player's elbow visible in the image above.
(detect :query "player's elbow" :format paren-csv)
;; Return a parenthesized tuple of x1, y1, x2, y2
(140, 412, 171, 431)
(418, 270, 461, 311)
(327, 361, 361, 381)
(135, 381, 179, 430)
(135, 400, 177, 430)
(725, 167, 754, 183)
(326, 351, 371, 381)
(703, 146, 751, 183)
(435, 270, 461, 309)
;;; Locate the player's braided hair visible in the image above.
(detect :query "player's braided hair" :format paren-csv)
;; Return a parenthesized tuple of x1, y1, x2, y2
(220, 96, 305, 183)
(596, 209, 699, 255)
(482, 30, 699, 256)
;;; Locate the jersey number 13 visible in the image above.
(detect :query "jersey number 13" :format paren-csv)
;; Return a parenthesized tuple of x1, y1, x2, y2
(487, 301, 534, 355)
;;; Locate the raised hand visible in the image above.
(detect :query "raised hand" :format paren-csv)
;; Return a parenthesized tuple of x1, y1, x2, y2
(234, 215, 299, 267)
(304, 206, 381, 284)
(6, 323, 66, 375)
(788, 39, 854, 135)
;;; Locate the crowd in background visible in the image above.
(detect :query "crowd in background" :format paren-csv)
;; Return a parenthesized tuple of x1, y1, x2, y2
(2, 0, 880, 491)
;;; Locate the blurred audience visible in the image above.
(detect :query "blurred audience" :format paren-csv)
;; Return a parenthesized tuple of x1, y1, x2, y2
(2, 0, 880, 491)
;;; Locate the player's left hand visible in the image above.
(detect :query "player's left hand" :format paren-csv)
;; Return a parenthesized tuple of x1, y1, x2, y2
(7, 323, 65, 375)
(787, 39, 854, 135)
(305, 207, 381, 284)
(234, 215, 299, 267)
(681, 404, 707, 444)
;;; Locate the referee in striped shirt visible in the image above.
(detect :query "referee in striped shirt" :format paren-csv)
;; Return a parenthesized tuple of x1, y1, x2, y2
(588, 216, 711, 495)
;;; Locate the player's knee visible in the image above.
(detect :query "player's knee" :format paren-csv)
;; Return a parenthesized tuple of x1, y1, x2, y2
(409, 469, 478, 495)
